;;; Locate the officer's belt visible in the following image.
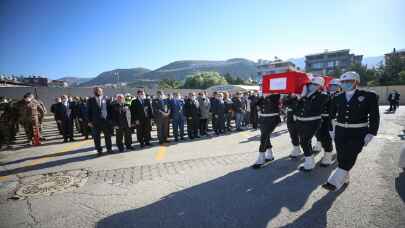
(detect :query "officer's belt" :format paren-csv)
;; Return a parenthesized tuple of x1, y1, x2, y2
(321, 114, 330, 117)
(294, 115, 322, 121)
(335, 122, 368, 128)
(258, 113, 279, 117)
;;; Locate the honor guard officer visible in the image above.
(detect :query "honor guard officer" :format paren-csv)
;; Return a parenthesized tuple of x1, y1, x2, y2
(282, 93, 302, 158)
(316, 79, 342, 167)
(323, 71, 380, 191)
(252, 92, 281, 169)
(295, 77, 329, 171)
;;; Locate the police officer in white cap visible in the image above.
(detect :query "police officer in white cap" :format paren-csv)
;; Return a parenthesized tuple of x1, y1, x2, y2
(315, 78, 342, 167)
(295, 76, 329, 171)
(252, 92, 281, 169)
(323, 71, 380, 191)
(283, 93, 302, 158)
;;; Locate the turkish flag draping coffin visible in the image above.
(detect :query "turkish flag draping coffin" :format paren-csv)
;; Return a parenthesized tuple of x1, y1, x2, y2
(323, 76, 334, 90)
(262, 71, 310, 94)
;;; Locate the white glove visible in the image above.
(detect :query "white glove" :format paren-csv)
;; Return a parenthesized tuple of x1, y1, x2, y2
(300, 85, 308, 98)
(329, 131, 335, 139)
(364, 134, 374, 146)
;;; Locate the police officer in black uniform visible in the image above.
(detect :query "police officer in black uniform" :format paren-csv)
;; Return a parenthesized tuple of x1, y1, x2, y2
(323, 71, 380, 191)
(283, 93, 302, 158)
(295, 76, 329, 171)
(315, 78, 342, 167)
(252, 92, 281, 169)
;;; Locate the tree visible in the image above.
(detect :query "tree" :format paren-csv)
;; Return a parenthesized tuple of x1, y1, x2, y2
(347, 63, 378, 86)
(158, 79, 182, 89)
(182, 72, 228, 89)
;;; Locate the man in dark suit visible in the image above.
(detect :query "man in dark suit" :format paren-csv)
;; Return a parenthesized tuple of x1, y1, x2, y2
(130, 90, 153, 147)
(54, 95, 76, 142)
(50, 97, 63, 135)
(87, 87, 113, 155)
(169, 92, 185, 141)
(111, 94, 133, 152)
(184, 92, 200, 139)
(152, 91, 171, 144)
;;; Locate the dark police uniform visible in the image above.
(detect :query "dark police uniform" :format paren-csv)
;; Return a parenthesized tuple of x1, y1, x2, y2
(283, 95, 300, 148)
(329, 89, 380, 171)
(314, 92, 334, 155)
(295, 91, 329, 159)
(256, 94, 281, 155)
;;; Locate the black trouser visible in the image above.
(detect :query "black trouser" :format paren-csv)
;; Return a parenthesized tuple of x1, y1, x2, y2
(200, 118, 208, 135)
(335, 126, 367, 171)
(62, 117, 74, 140)
(250, 110, 258, 129)
(116, 127, 132, 151)
(54, 115, 63, 135)
(79, 120, 90, 138)
(212, 114, 217, 132)
(225, 112, 232, 131)
(259, 116, 280, 152)
(92, 120, 112, 152)
(136, 119, 151, 145)
(187, 116, 199, 139)
(213, 114, 225, 134)
(298, 119, 321, 156)
(389, 101, 396, 111)
(156, 116, 169, 143)
(315, 117, 333, 152)
(287, 119, 300, 146)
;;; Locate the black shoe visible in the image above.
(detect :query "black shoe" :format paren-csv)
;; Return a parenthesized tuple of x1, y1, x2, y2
(97, 150, 102, 156)
(63, 139, 68, 143)
(145, 142, 151, 146)
(140, 144, 145, 148)
(126, 146, 134, 150)
(299, 166, 313, 172)
(265, 158, 274, 163)
(107, 149, 114, 154)
(180, 137, 185, 140)
(322, 182, 336, 191)
(70, 138, 75, 142)
(175, 138, 179, 142)
(118, 148, 124, 152)
(251, 163, 263, 169)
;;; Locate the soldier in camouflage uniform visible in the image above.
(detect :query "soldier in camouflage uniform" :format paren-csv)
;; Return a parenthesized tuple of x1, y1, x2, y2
(16, 93, 45, 144)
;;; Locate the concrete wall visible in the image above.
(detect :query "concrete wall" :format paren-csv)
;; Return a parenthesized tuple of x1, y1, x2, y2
(1, 85, 403, 111)
(363, 85, 404, 105)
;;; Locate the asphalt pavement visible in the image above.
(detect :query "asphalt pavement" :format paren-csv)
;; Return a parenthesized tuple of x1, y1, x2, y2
(0, 106, 404, 228)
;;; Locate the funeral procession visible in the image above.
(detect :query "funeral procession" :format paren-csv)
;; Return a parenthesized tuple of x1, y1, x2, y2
(1, 1, 405, 228)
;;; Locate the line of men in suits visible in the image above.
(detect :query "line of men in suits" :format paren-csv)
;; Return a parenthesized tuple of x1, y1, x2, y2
(50, 87, 262, 155)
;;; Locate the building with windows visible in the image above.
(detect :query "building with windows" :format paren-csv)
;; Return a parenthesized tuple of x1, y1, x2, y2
(305, 49, 363, 75)
(385, 48, 405, 63)
(48, 80, 68, 87)
(257, 59, 298, 80)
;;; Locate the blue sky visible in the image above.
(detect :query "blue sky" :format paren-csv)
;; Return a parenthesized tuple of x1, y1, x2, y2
(0, 0, 404, 79)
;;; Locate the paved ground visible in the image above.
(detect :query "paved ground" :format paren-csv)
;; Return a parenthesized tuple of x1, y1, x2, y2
(0, 106, 404, 228)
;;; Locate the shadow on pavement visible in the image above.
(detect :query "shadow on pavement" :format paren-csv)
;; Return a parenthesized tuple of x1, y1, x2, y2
(1, 146, 95, 166)
(240, 129, 289, 143)
(96, 156, 342, 228)
(395, 171, 405, 203)
(0, 147, 97, 176)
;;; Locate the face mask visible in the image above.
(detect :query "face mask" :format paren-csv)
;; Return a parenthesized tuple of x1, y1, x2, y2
(307, 84, 319, 93)
(341, 82, 354, 91)
(328, 85, 339, 93)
